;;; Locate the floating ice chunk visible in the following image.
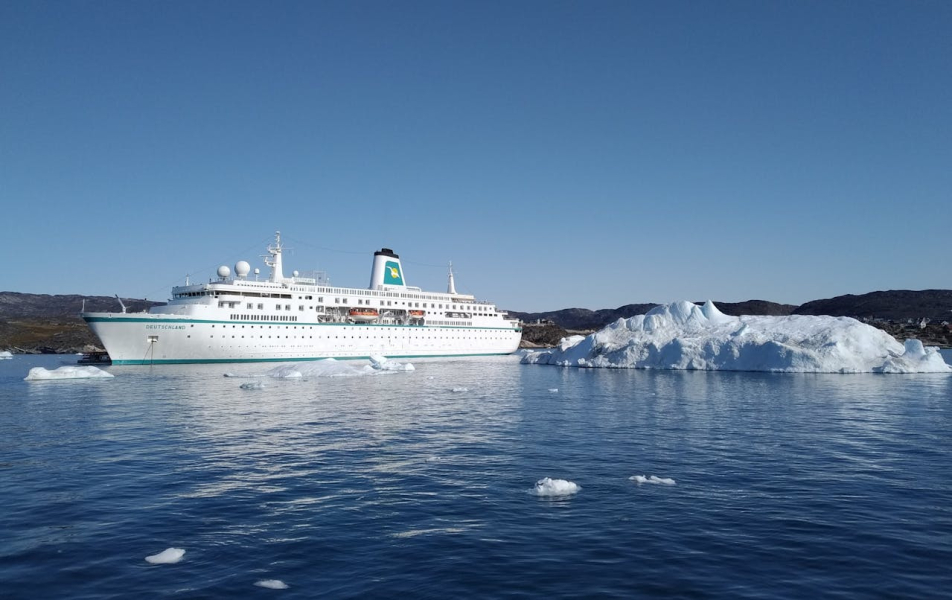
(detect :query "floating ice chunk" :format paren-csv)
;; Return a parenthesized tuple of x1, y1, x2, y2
(534, 477, 580, 497)
(25, 366, 114, 381)
(368, 355, 415, 371)
(451, 387, 469, 393)
(255, 579, 289, 590)
(425, 456, 441, 463)
(522, 301, 952, 374)
(548, 388, 559, 393)
(0, 350, 13, 359)
(264, 358, 415, 379)
(240, 381, 266, 390)
(145, 548, 185, 564)
(630, 475, 676, 485)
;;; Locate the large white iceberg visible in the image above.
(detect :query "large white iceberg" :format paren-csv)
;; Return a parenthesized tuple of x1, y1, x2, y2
(521, 301, 950, 374)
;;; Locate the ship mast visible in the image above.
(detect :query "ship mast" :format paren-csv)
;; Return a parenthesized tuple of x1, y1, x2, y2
(263, 231, 285, 283)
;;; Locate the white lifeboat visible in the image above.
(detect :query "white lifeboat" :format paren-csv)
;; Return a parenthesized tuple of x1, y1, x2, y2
(349, 308, 379, 323)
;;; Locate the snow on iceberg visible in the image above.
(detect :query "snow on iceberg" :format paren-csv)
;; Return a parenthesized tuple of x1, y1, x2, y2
(0, 350, 13, 359)
(24, 366, 115, 381)
(534, 477, 581, 497)
(145, 548, 185, 564)
(521, 301, 951, 374)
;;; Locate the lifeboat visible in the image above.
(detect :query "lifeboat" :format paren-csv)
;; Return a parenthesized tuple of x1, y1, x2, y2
(409, 310, 425, 319)
(349, 308, 379, 323)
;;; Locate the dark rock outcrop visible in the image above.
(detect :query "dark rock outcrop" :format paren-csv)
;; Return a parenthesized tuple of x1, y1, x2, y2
(0, 292, 163, 354)
(794, 290, 952, 322)
(511, 300, 794, 331)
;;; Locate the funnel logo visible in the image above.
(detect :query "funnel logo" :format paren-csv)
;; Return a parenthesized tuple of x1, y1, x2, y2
(384, 261, 403, 285)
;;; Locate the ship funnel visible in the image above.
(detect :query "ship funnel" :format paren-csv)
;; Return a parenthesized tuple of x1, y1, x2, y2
(369, 248, 407, 290)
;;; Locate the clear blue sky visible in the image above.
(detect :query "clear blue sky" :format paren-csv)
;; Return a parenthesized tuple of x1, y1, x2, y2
(2, 1, 949, 311)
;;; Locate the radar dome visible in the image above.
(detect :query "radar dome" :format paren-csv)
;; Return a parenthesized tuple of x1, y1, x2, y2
(293, 270, 299, 277)
(217, 265, 231, 278)
(235, 261, 251, 278)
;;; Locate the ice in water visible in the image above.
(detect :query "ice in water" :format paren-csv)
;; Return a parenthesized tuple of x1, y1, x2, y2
(255, 579, 289, 589)
(24, 366, 114, 381)
(534, 477, 580, 496)
(145, 548, 185, 564)
(264, 357, 415, 379)
(630, 475, 676, 485)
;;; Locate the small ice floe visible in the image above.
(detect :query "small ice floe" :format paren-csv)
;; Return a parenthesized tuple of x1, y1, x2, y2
(255, 579, 289, 590)
(534, 477, 580, 497)
(240, 381, 266, 390)
(630, 475, 676, 486)
(0, 350, 13, 360)
(426, 376, 435, 380)
(451, 387, 469, 393)
(24, 366, 114, 381)
(264, 357, 415, 379)
(548, 388, 559, 393)
(368, 354, 415, 372)
(425, 456, 441, 463)
(145, 547, 185, 564)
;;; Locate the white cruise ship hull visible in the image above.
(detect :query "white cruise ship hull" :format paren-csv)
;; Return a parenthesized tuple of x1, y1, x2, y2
(84, 313, 521, 365)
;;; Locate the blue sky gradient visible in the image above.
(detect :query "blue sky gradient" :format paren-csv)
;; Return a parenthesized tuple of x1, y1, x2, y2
(2, 1, 949, 311)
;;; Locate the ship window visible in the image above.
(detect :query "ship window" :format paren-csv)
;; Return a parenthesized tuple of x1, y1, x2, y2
(299, 305, 304, 311)
(276, 304, 281, 310)
(247, 303, 253, 309)
(285, 305, 291, 310)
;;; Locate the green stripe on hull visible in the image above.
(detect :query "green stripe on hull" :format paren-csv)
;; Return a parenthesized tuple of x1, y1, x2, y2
(111, 352, 516, 365)
(84, 316, 520, 332)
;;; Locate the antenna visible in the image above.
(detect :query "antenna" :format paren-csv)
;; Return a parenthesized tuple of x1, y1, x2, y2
(115, 295, 127, 314)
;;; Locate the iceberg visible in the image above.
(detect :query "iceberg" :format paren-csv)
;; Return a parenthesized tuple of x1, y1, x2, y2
(255, 579, 289, 589)
(24, 366, 115, 381)
(0, 350, 13, 359)
(522, 301, 951, 374)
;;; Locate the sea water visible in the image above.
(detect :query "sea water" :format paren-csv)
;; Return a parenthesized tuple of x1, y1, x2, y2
(1, 352, 951, 599)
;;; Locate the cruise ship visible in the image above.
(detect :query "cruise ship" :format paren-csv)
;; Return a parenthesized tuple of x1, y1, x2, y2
(82, 233, 522, 365)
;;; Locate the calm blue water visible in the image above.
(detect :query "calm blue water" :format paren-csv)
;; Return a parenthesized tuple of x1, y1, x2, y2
(2, 352, 951, 599)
